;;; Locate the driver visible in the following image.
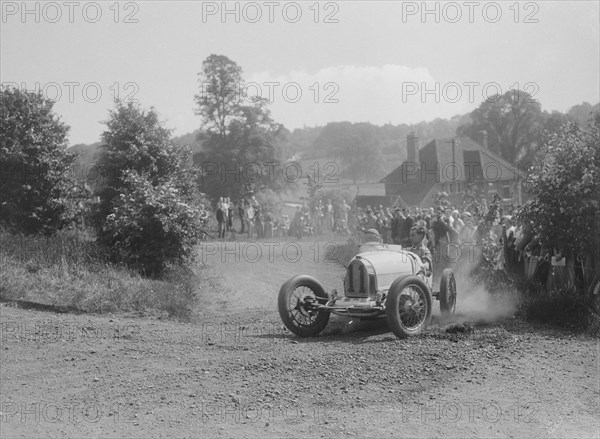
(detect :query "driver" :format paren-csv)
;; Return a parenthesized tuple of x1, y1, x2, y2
(358, 228, 385, 253)
(407, 225, 432, 275)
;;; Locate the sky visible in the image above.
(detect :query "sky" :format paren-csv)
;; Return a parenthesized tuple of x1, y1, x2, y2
(1, 0, 599, 145)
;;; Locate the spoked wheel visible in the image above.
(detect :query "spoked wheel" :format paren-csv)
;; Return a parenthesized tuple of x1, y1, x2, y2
(385, 275, 432, 339)
(439, 268, 457, 318)
(278, 275, 330, 337)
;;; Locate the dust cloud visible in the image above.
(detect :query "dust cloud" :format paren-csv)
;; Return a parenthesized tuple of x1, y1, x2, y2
(442, 246, 519, 323)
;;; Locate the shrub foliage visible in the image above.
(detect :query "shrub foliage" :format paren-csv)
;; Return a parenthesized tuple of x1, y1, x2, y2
(521, 113, 600, 259)
(94, 101, 205, 276)
(0, 88, 78, 235)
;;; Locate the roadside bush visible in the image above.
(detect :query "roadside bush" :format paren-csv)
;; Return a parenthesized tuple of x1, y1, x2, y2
(0, 88, 78, 235)
(515, 112, 600, 333)
(100, 171, 205, 277)
(94, 101, 204, 276)
(521, 112, 600, 294)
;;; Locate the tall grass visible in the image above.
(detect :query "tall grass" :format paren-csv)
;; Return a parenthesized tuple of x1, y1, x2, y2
(0, 228, 199, 320)
(521, 283, 600, 336)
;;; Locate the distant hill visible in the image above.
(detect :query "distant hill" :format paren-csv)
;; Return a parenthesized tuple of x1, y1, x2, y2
(172, 129, 204, 155)
(66, 100, 597, 185)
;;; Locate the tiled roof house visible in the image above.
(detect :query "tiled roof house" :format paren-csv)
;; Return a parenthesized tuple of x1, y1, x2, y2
(380, 132, 527, 208)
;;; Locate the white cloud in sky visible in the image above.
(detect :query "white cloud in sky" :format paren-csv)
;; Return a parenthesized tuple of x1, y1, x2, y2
(246, 64, 473, 130)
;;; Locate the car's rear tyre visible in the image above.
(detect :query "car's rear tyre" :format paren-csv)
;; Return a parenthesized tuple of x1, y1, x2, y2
(439, 268, 457, 318)
(385, 275, 432, 339)
(278, 275, 330, 337)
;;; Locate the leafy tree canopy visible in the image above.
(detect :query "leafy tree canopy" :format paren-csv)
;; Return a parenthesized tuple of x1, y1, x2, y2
(521, 111, 600, 259)
(457, 90, 545, 167)
(94, 101, 205, 276)
(0, 87, 77, 235)
(194, 55, 291, 200)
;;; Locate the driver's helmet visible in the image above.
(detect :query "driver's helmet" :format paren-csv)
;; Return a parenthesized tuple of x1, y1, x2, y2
(359, 228, 384, 252)
(363, 228, 381, 242)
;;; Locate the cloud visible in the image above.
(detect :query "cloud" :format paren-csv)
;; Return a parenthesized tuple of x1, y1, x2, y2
(246, 64, 473, 129)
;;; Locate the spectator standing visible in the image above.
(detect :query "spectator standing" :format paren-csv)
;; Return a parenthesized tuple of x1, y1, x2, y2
(400, 208, 414, 245)
(451, 210, 464, 235)
(431, 206, 455, 270)
(291, 207, 303, 239)
(375, 211, 388, 243)
(226, 197, 233, 231)
(264, 209, 273, 238)
(216, 202, 226, 239)
(459, 212, 476, 243)
(391, 208, 404, 244)
(245, 202, 255, 238)
(325, 199, 334, 231)
(314, 200, 324, 234)
(255, 207, 264, 239)
(340, 199, 351, 226)
(282, 215, 291, 236)
(238, 199, 246, 233)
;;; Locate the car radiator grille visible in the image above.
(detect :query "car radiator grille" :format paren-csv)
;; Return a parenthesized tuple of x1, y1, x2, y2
(346, 260, 370, 297)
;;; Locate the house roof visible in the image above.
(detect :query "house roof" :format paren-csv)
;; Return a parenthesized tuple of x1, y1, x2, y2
(455, 137, 526, 181)
(381, 136, 525, 186)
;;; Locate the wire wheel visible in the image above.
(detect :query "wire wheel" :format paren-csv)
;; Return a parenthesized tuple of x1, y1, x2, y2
(386, 275, 432, 339)
(278, 275, 330, 337)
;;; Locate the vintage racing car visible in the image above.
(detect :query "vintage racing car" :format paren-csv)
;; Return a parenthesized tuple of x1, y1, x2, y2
(278, 238, 457, 339)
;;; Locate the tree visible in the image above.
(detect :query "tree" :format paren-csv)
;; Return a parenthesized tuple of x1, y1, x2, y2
(99, 101, 182, 188)
(194, 54, 243, 139)
(0, 88, 77, 235)
(313, 122, 385, 183)
(457, 90, 545, 166)
(521, 112, 600, 292)
(94, 101, 204, 276)
(194, 55, 290, 200)
(568, 102, 600, 125)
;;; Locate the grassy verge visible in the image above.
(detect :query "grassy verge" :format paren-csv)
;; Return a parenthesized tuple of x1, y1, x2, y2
(0, 229, 200, 320)
(521, 285, 600, 336)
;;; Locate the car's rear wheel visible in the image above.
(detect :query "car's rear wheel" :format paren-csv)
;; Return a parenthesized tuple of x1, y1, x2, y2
(385, 275, 432, 339)
(439, 268, 457, 318)
(278, 275, 330, 337)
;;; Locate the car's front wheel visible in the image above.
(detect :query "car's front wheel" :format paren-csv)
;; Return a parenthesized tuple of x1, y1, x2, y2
(385, 275, 432, 339)
(278, 275, 330, 337)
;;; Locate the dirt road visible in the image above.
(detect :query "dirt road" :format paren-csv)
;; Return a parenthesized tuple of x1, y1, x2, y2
(1, 239, 598, 438)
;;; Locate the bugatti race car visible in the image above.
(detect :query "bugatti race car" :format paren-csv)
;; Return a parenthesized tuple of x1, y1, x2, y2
(278, 238, 457, 339)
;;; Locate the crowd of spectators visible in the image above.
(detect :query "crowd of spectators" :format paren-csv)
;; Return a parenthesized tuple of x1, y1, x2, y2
(209, 195, 534, 268)
(214, 196, 277, 239)
(206, 193, 589, 293)
(210, 196, 357, 240)
(211, 195, 566, 281)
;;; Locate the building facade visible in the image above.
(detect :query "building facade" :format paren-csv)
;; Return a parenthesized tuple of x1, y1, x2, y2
(380, 132, 526, 208)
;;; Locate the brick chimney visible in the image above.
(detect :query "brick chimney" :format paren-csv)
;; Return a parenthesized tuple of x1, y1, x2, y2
(407, 133, 419, 163)
(479, 130, 488, 149)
